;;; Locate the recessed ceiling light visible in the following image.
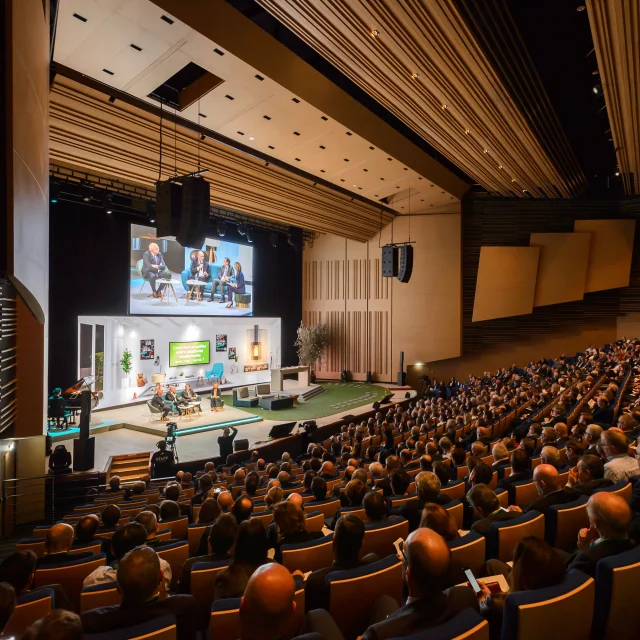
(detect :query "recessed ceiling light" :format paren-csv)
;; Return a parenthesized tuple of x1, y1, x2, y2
(249, 136, 255, 141)
(161, 15, 174, 25)
(353, 184, 357, 187)
(441, 104, 447, 109)
(411, 72, 419, 79)
(465, 129, 470, 134)
(483, 149, 488, 154)
(498, 165, 503, 169)
(577, 5, 585, 11)
(370, 29, 380, 37)
(615, 172, 620, 176)
(512, 178, 517, 182)
(523, 189, 528, 193)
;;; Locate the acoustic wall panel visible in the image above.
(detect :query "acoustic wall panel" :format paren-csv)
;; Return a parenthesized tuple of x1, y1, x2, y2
(530, 233, 591, 307)
(472, 247, 540, 322)
(574, 220, 636, 292)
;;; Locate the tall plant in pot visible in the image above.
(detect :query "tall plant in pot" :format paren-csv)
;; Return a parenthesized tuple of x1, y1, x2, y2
(295, 322, 330, 382)
(120, 348, 133, 387)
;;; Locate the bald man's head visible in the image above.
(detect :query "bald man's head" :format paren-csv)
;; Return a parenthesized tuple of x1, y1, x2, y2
(46, 523, 74, 554)
(217, 490, 233, 512)
(286, 492, 303, 507)
(403, 528, 451, 598)
(240, 563, 296, 640)
(587, 492, 631, 539)
(533, 464, 560, 497)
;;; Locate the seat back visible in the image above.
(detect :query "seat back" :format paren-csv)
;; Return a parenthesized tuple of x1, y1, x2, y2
(440, 481, 466, 501)
(71, 541, 103, 556)
(328, 555, 403, 640)
(487, 512, 545, 562)
(4, 588, 53, 637)
(188, 524, 207, 555)
(397, 607, 489, 640)
(361, 517, 409, 558)
(34, 554, 106, 611)
(546, 497, 589, 551)
(156, 541, 189, 590)
(303, 499, 340, 519)
(16, 538, 46, 558)
(81, 581, 121, 612)
(502, 570, 594, 640)
(191, 559, 232, 619)
(449, 532, 486, 575)
(609, 481, 632, 501)
(593, 544, 640, 639)
(445, 501, 464, 530)
(281, 534, 334, 574)
(83, 614, 177, 640)
(305, 511, 325, 532)
(496, 489, 509, 509)
(251, 512, 274, 528)
(163, 516, 189, 540)
(209, 598, 241, 640)
(514, 481, 539, 507)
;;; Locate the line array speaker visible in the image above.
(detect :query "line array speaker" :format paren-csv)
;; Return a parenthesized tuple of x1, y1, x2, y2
(382, 245, 398, 277)
(177, 176, 210, 248)
(397, 245, 413, 283)
(155, 181, 182, 237)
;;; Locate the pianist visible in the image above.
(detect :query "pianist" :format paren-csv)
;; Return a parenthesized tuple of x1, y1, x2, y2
(48, 388, 69, 429)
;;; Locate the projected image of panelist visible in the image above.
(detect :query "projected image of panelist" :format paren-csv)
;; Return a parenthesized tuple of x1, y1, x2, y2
(142, 242, 167, 298)
(189, 250, 210, 300)
(225, 262, 246, 308)
(209, 257, 234, 303)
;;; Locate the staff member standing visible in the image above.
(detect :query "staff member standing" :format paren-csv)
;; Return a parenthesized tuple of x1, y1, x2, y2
(141, 242, 167, 298)
(149, 441, 175, 479)
(218, 426, 238, 460)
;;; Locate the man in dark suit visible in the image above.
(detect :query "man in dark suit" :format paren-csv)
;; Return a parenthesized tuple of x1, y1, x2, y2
(81, 546, 204, 640)
(189, 250, 210, 300)
(592, 397, 614, 427)
(375, 455, 400, 497)
(508, 464, 577, 516)
(141, 242, 167, 298)
(361, 528, 479, 640)
(36, 523, 93, 568)
(565, 492, 634, 577)
(468, 484, 520, 537)
(392, 471, 451, 532)
(218, 426, 238, 460)
(165, 386, 185, 415)
(150, 389, 171, 421)
(209, 257, 234, 303)
(584, 424, 603, 456)
(497, 449, 532, 492)
(565, 454, 613, 497)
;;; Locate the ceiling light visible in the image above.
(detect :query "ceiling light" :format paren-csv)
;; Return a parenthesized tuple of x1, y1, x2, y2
(483, 149, 488, 154)
(523, 189, 528, 193)
(615, 172, 620, 176)
(237, 223, 246, 236)
(245, 227, 253, 243)
(512, 178, 517, 182)
(370, 29, 380, 37)
(82, 183, 92, 202)
(353, 184, 357, 187)
(150, 218, 156, 223)
(593, 84, 601, 95)
(441, 104, 447, 110)
(102, 192, 114, 214)
(249, 136, 255, 141)
(577, 5, 585, 11)
(498, 165, 503, 169)
(217, 221, 226, 237)
(411, 72, 419, 79)
(464, 129, 470, 134)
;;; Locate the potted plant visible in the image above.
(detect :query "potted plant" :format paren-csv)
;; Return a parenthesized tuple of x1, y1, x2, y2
(120, 348, 133, 387)
(164, 271, 173, 281)
(295, 322, 330, 383)
(179, 370, 184, 377)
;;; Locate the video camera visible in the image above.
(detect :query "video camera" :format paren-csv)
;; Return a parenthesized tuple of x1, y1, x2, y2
(299, 420, 317, 435)
(165, 421, 178, 446)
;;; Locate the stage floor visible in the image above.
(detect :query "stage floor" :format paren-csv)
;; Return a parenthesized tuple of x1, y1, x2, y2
(50, 383, 415, 473)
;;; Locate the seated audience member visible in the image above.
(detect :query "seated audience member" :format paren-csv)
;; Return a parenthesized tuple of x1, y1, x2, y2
(584, 424, 603, 455)
(239, 564, 296, 640)
(540, 446, 568, 472)
(272, 502, 323, 563)
(245, 472, 260, 498)
(180, 471, 194, 489)
(319, 461, 336, 480)
(565, 454, 613, 496)
(135, 510, 179, 547)
(508, 464, 576, 515)
(432, 462, 451, 488)
(565, 492, 634, 577)
(233, 468, 247, 488)
(419, 503, 459, 542)
(0, 551, 74, 612)
(554, 422, 570, 448)
(491, 443, 510, 472)
(360, 529, 478, 640)
(287, 492, 304, 508)
(0, 582, 15, 634)
(37, 523, 93, 567)
(107, 475, 121, 493)
(497, 449, 532, 492)
(159, 499, 181, 522)
(197, 497, 222, 525)
(480, 536, 566, 634)
(264, 487, 283, 512)
(393, 472, 450, 532)
(467, 484, 520, 537)
(565, 439, 585, 468)
(22, 610, 83, 640)
(81, 546, 201, 640)
(192, 474, 213, 505)
(164, 483, 191, 519)
(217, 490, 234, 513)
(461, 461, 493, 530)
(305, 515, 380, 612)
(83, 522, 172, 592)
(377, 456, 401, 497)
(74, 514, 100, 545)
(601, 429, 639, 482)
(592, 397, 614, 426)
(390, 469, 412, 496)
(214, 519, 270, 601)
(231, 496, 254, 524)
(301, 470, 318, 495)
(309, 477, 328, 503)
(363, 491, 389, 524)
(179, 514, 238, 594)
(100, 504, 121, 530)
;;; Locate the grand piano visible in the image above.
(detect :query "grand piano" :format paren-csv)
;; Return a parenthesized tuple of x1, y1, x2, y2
(62, 376, 103, 410)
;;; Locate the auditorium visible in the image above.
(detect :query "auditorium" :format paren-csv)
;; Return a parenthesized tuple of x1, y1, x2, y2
(1, 0, 639, 638)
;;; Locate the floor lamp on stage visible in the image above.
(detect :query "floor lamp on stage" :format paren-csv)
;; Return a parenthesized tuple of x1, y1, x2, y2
(73, 390, 95, 471)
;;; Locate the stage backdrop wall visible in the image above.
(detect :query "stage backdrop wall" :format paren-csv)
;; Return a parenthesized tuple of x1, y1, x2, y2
(48, 199, 301, 391)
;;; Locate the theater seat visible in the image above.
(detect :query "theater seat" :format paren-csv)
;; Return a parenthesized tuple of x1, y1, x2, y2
(486, 511, 544, 562)
(156, 541, 189, 590)
(210, 598, 241, 640)
(251, 512, 274, 528)
(303, 498, 340, 519)
(70, 540, 104, 556)
(190, 559, 232, 617)
(281, 534, 334, 574)
(445, 500, 464, 529)
(501, 570, 594, 640)
(361, 516, 409, 558)
(16, 537, 46, 558)
(160, 516, 189, 540)
(495, 489, 509, 509)
(449, 532, 486, 575)
(304, 511, 325, 532)
(187, 523, 207, 556)
(440, 480, 466, 501)
(387, 607, 489, 640)
(328, 554, 403, 640)
(83, 614, 177, 640)
(593, 544, 640, 639)
(3, 587, 54, 638)
(546, 496, 589, 551)
(80, 582, 121, 612)
(34, 553, 106, 611)
(513, 481, 539, 507)
(602, 480, 632, 501)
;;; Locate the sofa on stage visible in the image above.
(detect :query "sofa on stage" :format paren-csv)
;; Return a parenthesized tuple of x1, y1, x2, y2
(179, 265, 251, 306)
(232, 387, 259, 408)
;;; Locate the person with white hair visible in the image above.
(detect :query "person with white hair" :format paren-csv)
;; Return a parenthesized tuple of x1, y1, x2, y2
(141, 242, 167, 298)
(490, 443, 510, 472)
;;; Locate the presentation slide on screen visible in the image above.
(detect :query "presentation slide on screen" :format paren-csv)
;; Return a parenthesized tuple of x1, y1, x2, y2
(129, 224, 254, 316)
(169, 341, 211, 368)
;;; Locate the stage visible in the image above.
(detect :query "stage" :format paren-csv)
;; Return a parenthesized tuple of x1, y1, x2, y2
(49, 383, 414, 473)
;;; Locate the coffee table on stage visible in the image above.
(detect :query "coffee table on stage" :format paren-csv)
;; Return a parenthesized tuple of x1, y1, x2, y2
(186, 279, 205, 303)
(159, 279, 181, 305)
(180, 402, 202, 421)
(260, 395, 294, 410)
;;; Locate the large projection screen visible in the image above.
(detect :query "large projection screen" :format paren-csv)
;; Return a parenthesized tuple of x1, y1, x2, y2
(530, 232, 591, 307)
(472, 246, 540, 322)
(574, 220, 635, 293)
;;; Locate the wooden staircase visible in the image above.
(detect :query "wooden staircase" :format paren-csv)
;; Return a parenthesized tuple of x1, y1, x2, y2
(106, 452, 152, 482)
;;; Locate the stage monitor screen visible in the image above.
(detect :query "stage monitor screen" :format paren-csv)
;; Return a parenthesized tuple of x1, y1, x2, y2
(169, 340, 211, 368)
(129, 224, 254, 316)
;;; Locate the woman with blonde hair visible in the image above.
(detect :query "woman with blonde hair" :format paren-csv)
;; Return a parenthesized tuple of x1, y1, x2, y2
(225, 261, 246, 308)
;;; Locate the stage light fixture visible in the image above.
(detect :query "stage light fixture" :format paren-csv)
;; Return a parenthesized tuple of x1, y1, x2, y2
(50, 183, 60, 203)
(245, 226, 253, 243)
(270, 232, 279, 248)
(593, 84, 601, 95)
(217, 221, 227, 237)
(82, 182, 93, 202)
(237, 223, 246, 236)
(102, 191, 114, 214)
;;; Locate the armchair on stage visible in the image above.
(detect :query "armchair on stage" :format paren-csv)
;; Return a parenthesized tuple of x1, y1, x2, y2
(232, 387, 259, 408)
(205, 363, 224, 381)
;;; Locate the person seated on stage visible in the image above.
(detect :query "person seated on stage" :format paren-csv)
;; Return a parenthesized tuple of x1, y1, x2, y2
(47, 387, 69, 430)
(225, 261, 246, 309)
(181, 384, 200, 406)
(165, 385, 186, 415)
(141, 242, 167, 299)
(149, 441, 175, 479)
(209, 257, 234, 303)
(150, 388, 171, 421)
(210, 382, 224, 412)
(189, 250, 210, 300)
(48, 444, 72, 475)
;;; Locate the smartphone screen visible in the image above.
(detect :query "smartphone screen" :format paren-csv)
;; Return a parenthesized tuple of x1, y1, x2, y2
(463, 568, 483, 596)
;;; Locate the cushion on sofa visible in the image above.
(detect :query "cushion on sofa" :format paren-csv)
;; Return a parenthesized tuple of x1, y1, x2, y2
(237, 387, 249, 399)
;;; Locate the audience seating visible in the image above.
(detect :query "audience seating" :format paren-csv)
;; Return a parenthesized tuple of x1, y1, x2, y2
(281, 534, 334, 574)
(161, 516, 189, 540)
(445, 500, 464, 529)
(440, 480, 466, 501)
(251, 512, 274, 528)
(546, 497, 589, 551)
(495, 489, 509, 509)
(16, 538, 46, 558)
(80, 582, 121, 612)
(304, 511, 325, 532)
(156, 541, 189, 590)
(3, 588, 54, 637)
(513, 481, 539, 507)
(361, 517, 409, 558)
(188, 523, 207, 555)
(390, 607, 489, 640)
(209, 598, 242, 640)
(190, 559, 233, 618)
(607, 480, 632, 501)
(501, 570, 594, 640)
(486, 511, 544, 562)
(449, 532, 486, 575)
(327, 555, 403, 640)
(83, 614, 177, 640)
(304, 499, 340, 519)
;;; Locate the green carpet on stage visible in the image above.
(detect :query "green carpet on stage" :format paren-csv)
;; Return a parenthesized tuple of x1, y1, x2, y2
(221, 381, 390, 421)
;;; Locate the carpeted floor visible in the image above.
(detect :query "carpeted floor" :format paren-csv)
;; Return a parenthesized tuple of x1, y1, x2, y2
(221, 381, 389, 421)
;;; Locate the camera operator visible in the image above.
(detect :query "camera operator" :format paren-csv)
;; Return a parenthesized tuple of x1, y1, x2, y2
(149, 440, 175, 479)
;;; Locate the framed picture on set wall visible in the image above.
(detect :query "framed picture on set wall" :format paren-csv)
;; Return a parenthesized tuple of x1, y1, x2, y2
(140, 339, 155, 360)
(216, 334, 227, 351)
(228, 347, 236, 360)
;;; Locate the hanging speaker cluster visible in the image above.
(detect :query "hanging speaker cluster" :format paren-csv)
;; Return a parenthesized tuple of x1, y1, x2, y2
(381, 244, 413, 283)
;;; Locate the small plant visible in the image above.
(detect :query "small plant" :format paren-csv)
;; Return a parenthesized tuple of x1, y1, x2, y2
(179, 371, 184, 377)
(295, 322, 330, 369)
(164, 271, 173, 281)
(120, 348, 133, 376)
